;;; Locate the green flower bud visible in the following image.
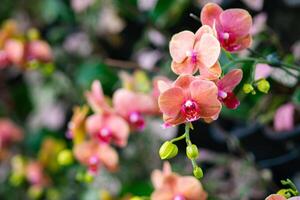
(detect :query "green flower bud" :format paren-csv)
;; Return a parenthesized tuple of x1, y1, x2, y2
(243, 84, 254, 94)
(27, 28, 40, 40)
(57, 149, 73, 166)
(9, 172, 24, 186)
(186, 144, 199, 159)
(130, 197, 143, 200)
(193, 167, 203, 179)
(257, 79, 270, 93)
(84, 172, 94, 183)
(28, 186, 43, 200)
(159, 141, 178, 160)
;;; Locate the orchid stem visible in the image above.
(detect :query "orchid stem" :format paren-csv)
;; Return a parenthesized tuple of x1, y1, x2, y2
(170, 133, 186, 143)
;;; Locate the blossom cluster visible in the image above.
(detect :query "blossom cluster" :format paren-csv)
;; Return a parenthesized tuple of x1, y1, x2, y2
(158, 3, 251, 126)
(0, 20, 53, 71)
(68, 71, 161, 175)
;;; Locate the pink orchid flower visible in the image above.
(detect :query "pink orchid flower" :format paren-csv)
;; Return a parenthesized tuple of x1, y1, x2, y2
(216, 69, 243, 109)
(0, 50, 10, 68)
(152, 76, 172, 101)
(85, 80, 112, 114)
(113, 88, 158, 130)
(27, 40, 53, 62)
(266, 194, 300, 200)
(26, 161, 50, 187)
(73, 140, 118, 174)
(158, 75, 221, 126)
(85, 113, 129, 147)
(169, 25, 221, 78)
(4, 39, 25, 66)
(274, 103, 295, 132)
(201, 3, 252, 52)
(0, 118, 23, 148)
(151, 162, 207, 200)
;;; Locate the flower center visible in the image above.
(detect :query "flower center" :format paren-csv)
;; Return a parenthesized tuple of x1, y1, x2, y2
(181, 100, 200, 122)
(173, 195, 186, 200)
(222, 32, 230, 40)
(129, 112, 145, 131)
(88, 155, 100, 174)
(96, 128, 113, 144)
(218, 90, 227, 99)
(186, 50, 197, 64)
(219, 32, 241, 51)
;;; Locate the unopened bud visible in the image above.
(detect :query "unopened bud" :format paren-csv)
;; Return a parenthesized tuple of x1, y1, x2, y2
(193, 167, 203, 179)
(186, 144, 199, 159)
(257, 79, 270, 93)
(243, 83, 254, 94)
(159, 141, 178, 160)
(57, 149, 73, 166)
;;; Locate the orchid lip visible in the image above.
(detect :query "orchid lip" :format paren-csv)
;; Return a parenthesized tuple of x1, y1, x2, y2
(97, 127, 113, 144)
(129, 111, 145, 131)
(218, 90, 227, 99)
(173, 194, 186, 200)
(181, 99, 201, 122)
(88, 155, 100, 174)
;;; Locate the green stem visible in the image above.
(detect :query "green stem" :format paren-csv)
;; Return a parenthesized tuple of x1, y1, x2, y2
(185, 122, 192, 146)
(170, 133, 186, 143)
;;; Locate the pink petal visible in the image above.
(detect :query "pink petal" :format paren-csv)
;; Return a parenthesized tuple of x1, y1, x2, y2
(151, 190, 174, 200)
(255, 63, 273, 80)
(98, 144, 119, 172)
(274, 103, 295, 132)
(171, 59, 197, 75)
(85, 114, 103, 136)
(195, 25, 215, 41)
(235, 34, 252, 51)
(105, 114, 129, 147)
(85, 80, 109, 113)
(158, 87, 185, 117)
(174, 74, 197, 95)
(220, 9, 252, 38)
(200, 3, 223, 27)
(27, 40, 53, 62)
(157, 80, 172, 94)
(4, 39, 24, 65)
(217, 69, 243, 92)
(222, 92, 240, 109)
(175, 177, 207, 200)
(163, 114, 186, 126)
(169, 31, 195, 63)
(195, 33, 221, 68)
(199, 61, 222, 80)
(190, 80, 221, 118)
(113, 89, 157, 117)
(265, 194, 287, 200)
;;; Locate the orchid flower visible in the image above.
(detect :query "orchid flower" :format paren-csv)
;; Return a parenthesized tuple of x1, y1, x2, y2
(85, 113, 129, 147)
(151, 162, 207, 200)
(216, 69, 243, 109)
(73, 140, 118, 174)
(113, 88, 158, 130)
(201, 3, 252, 52)
(158, 75, 221, 126)
(169, 25, 221, 79)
